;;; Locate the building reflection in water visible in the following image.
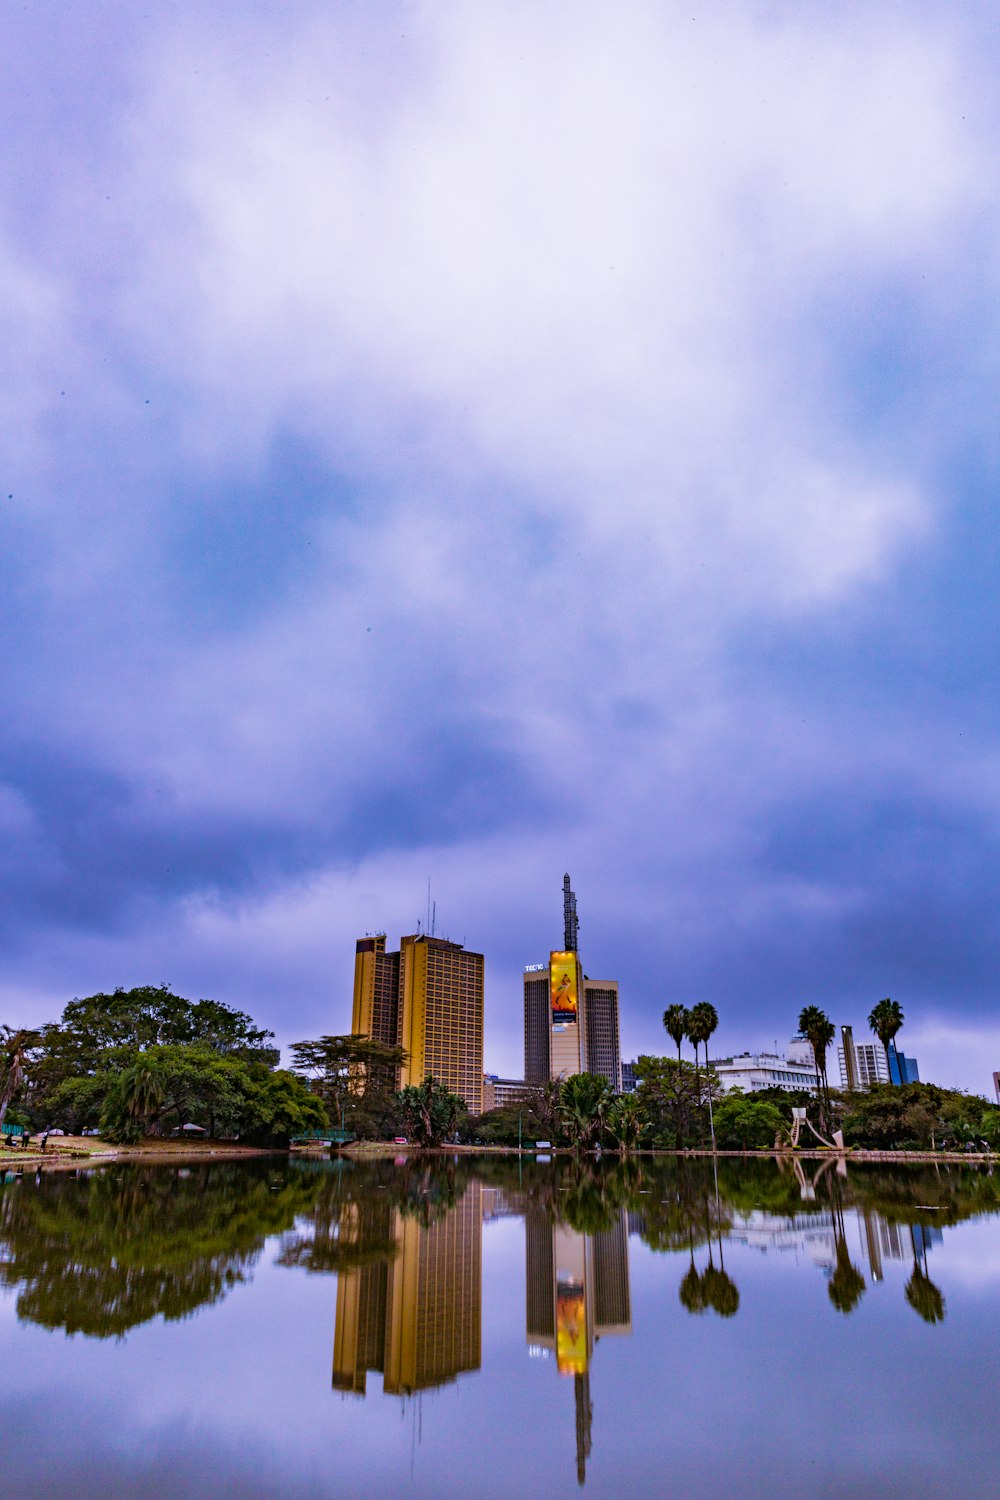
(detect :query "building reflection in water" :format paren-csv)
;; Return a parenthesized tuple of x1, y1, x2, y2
(332, 1182, 482, 1398)
(729, 1203, 942, 1281)
(525, 1208, 632, 1486)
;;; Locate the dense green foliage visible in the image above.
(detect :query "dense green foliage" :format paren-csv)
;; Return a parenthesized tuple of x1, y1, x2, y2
(396, 1075, 467, 1146)
(2, 986, 322, 1144)
(712, 1093, 786, 1150)
(289, 1034, 408, 1139)
(841, 1082, 1000, 1151)
(558, 1073, 614, 1151)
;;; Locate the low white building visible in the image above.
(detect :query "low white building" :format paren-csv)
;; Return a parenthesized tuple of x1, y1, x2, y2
(710, 1048, 820, 1094)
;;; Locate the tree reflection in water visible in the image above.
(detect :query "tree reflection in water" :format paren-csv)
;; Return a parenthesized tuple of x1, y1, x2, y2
(0, 1151, 987, 1352)
(0, 1160, 322, 1337)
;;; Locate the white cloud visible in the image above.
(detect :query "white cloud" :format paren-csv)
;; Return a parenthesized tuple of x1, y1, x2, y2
(107, 0, 979, 617)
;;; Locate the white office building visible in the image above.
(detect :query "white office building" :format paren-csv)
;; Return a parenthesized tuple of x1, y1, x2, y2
(710, 1048, 820, 1094)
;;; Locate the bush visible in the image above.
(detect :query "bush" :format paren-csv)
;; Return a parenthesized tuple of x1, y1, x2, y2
(713, 1093, 785, 1150)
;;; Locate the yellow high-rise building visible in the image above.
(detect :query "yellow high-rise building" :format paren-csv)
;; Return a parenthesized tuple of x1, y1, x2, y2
(351, 932, 484, 1114)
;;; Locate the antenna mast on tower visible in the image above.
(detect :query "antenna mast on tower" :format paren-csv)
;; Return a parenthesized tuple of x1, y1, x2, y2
(563, 873, 579, 952)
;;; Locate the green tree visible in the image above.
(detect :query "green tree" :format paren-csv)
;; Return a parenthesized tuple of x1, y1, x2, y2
(841, 1084, 936, 1150)
(635, 1054, 700, 1148)
(289, 1034, 408, 1139)
(558, 1073, 613, 1153)
(713, 1092, 785, 1151)
(396, 1076, 466, 1147)
(662, 1005, 690, 1069)
(244, 1069, 328, 1144)
(103, 1057, 166, 1144)
(0, 1028, 41, 1133)
(605, 1094, 645, 1154)
(679, 1259, 708, 1314)
(868, 998, 905, 1086)
(57, 986, 277, 1062)
(688, 1002, 719, 1076)
(20, 987, 280, 1129)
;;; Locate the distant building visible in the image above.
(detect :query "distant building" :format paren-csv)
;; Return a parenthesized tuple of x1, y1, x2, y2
(352, 932, 484, 1113)
(994, 1071, 1000, 1106)
(888, 1044, 920, 1085)
(837, 1025, 889, 1091)
(787, 1036, 817, 1068)
(481, 1076, 539, 1112)
(523, 875, 622, 1091)
(620, 1060, 637, 1094)
(710, 1050, 819, 1094)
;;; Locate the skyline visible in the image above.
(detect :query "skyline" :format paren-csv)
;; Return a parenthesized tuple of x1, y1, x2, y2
(5, 2, 1000, 1092)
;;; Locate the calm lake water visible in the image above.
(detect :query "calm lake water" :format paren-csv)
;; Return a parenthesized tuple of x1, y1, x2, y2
(1, 1153, 997, 1499)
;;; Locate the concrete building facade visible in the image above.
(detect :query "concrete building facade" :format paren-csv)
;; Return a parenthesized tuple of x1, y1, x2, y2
(482, 1076, 539, 1112)
(710, 1050, 820, 1094)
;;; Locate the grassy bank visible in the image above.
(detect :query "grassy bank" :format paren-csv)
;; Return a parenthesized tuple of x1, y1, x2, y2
(0, 1134, 280, 1170)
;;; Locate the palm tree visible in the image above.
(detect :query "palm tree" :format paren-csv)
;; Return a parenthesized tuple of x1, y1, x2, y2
(868, 998, 904, 1086)
(558, 1073, 613, 1153)
(605, 1093, 644, 1154)
(689, 1002, 719, 1076)
(684, 1010, 701, 1084)
(688, 1003, 719, 1151)
(662, 1004, 690, 1069)
(119, 1058, 166, 1133)
(0, 1028, 35, 1133)
(798, 1005, 836, 1132)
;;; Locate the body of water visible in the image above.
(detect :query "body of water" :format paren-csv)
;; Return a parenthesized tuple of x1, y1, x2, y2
(1, 1153, 996, 1498)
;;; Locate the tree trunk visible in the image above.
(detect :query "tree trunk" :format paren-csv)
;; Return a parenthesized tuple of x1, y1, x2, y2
(0, 1044, 25, 1133)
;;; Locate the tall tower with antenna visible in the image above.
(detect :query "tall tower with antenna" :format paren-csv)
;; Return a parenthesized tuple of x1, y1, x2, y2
(563, 873, 579, 953)
(523, 874, 621, 1090)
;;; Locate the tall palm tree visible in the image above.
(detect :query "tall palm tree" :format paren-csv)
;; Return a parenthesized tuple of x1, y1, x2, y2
(868, 997, 904, 1086)
(0, 1028, 35, 1133)
(689, 1003, 719, 1151)
(689, 1002, 719, 1075)
(684, 1010, 701, 1084)
(798, 1005, 835, 1132)
(662, 1004, 690, 1070)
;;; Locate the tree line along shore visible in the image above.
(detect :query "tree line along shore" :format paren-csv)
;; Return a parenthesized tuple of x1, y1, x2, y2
(3, 986, 998, 1157)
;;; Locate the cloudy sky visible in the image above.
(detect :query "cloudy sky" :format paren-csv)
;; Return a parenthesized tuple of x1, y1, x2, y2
(4, 1, 1000, 1089)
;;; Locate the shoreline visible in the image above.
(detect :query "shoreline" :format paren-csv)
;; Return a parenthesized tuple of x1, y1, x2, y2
(0, 1138, 282, 1172)
(4, 1138, 994, 1172)
(335, 1142, 998, 1165)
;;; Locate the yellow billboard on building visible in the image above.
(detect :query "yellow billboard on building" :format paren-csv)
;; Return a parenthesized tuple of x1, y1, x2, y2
(550, 951, 578, 1022)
